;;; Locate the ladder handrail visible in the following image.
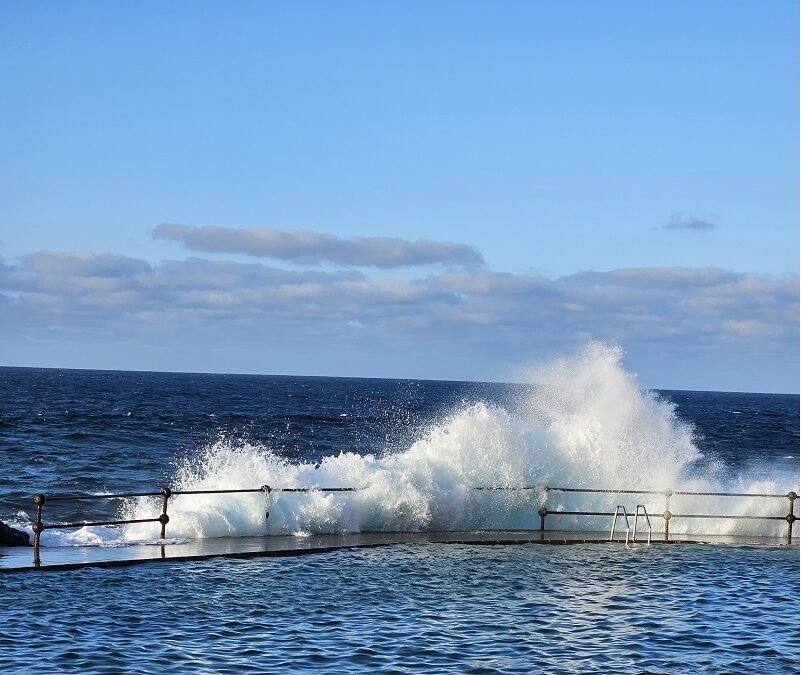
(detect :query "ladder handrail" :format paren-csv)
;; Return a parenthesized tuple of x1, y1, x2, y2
(632, 504, 652, 545)
(610, 505, 631, 542)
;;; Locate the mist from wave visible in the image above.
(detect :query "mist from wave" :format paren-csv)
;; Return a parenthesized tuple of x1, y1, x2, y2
(28, 341, 795, 548)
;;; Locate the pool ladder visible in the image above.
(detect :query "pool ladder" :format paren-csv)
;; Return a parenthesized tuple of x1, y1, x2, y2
(610, 505, 652, 546)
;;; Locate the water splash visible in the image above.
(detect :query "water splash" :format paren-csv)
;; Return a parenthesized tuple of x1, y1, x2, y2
(37, 342, 798, 545)
(109, 342, 783, 539)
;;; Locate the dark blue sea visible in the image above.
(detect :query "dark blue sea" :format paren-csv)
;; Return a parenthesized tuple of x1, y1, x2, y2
(0, 355, 799, 673)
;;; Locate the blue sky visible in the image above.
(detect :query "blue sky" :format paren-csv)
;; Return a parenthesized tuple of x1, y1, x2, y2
(0, 2, 798, 392)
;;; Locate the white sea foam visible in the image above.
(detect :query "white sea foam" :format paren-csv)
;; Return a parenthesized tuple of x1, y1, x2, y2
(35, 342, 798, 546)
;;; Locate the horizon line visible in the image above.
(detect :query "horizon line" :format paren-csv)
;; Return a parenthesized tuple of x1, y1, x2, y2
(0, 363, 797, 397)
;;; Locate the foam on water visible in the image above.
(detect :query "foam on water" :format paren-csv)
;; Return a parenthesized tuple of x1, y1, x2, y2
(35, 342, 798, 546)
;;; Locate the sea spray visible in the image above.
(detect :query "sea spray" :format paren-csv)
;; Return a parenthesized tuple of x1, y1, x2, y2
(34, 342, 797, 546)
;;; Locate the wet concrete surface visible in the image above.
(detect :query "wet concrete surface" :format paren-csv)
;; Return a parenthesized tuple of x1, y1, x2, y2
(1, 530, 797, 572)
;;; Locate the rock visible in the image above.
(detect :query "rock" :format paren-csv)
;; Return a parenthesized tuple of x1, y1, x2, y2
(0, 520, 30, 546)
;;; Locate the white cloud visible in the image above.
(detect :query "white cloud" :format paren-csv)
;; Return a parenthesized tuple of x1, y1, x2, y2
(153, 223, 485, 268)
(0, 252, 796, 361)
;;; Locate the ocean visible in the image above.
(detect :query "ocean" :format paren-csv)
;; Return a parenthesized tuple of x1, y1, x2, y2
(0, 345, 799, 673)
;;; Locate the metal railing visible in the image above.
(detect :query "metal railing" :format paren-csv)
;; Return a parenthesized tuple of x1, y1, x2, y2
(609, 505, 631, 541)
(632, 505, 652, 545)
(30, 484, 359, 565)
(537, 486, 799, 545)
(607, 505, 651, 546)
(30, 482, 799, 565)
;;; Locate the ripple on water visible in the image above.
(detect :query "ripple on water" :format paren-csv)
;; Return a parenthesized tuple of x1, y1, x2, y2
(0, 543, 798, 674)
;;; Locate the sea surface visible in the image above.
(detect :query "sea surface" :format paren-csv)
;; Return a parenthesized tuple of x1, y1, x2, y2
(0, 352, 799, 673)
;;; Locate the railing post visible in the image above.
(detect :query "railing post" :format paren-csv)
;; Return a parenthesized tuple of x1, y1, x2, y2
(539, 486, 549, 531)
(32, 493, 46, 567)
(786, 492, 798, 545)
(261, 485, 272, 521)
(159, 487, 171, 539)
(662, 489, 672, 542)
(538, 506, 548, 531)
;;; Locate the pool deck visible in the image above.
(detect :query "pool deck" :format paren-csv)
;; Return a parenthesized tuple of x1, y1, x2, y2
(0, 530, 797, 573)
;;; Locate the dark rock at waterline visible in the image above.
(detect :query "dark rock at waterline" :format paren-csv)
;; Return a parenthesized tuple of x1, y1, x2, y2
(0, 520, 30, 546)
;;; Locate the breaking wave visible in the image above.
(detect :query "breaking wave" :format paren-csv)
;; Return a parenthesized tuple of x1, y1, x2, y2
(38, 342, 798, 546)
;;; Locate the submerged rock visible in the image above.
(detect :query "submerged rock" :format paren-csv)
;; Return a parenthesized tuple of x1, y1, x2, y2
(0, 521, 30, 546)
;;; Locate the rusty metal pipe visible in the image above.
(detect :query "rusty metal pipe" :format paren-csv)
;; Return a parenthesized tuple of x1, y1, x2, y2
(40, 517, 162, 529)
(787, 492, 798, 545)
(538, 507, 548, 531)
(548, 487, 668, 495)
(668, 514, 789, 520)
(45, 491, 163, 501)
(160, 487, 171, 539)
(474, 486, 539, 491)
(546, 486, 793, 499)
(32, 494, 46, 567)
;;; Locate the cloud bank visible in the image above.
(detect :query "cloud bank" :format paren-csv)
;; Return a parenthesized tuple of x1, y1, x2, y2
(153, 223, 485, 268)
(1, 251, 795, 353)
(1, 222, 798, 389)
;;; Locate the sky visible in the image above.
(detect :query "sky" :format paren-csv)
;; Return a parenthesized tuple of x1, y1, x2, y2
(0, 1, 798, 392)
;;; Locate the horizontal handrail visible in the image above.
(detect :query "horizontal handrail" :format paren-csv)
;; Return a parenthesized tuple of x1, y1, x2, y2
(46, 492, 164, 501)
(473, 486, 539, 491)
(549, 487, 668, 496)
(671, 491, 796, 498)
(669, 514, 790, 521)
(40, 517, 163, 530)
(172, 487, 360, 495)
(546, 486, 796, 499)
(539, 509, 790, 522)
(37, 486, 364, 501)
(37, 484, 801, 502)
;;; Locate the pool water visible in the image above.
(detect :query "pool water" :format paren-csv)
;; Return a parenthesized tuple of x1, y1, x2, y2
(1, 543, 798, 674)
